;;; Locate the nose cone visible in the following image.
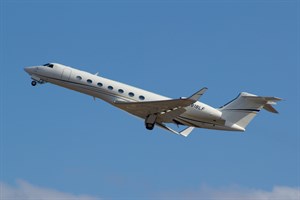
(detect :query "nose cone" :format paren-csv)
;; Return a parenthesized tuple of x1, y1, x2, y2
(24, 66, 36, 75)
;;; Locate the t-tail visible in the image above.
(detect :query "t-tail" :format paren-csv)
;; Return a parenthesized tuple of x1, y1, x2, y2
(219, 92, 282, 131)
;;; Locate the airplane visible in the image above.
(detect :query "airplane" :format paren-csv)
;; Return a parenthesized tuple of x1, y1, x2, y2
(24, 63, 281, 137)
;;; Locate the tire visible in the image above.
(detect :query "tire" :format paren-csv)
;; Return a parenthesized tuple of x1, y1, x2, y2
(31, 81, 37, 86)
(146, 123, 154, 130)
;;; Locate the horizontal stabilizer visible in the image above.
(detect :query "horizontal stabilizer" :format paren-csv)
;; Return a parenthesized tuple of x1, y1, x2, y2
(263, 104, 278, 113)
(242, 94, 282, 114)
(244, 95, 282, 103)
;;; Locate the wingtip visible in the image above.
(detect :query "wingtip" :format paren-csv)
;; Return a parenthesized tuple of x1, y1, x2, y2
(180, 127, 195, 137)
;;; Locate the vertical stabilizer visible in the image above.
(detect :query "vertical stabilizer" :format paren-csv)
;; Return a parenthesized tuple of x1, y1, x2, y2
(219, 92, 281, 129)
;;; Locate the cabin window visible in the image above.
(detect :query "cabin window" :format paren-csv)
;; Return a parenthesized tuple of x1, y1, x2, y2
(76, 76, 82, 80)
(97, 82, 103, 87)
(87, 79, 92, 84)
(108, 86, 113, 90)
(139, 95, 145, 100)
(118, 89, 124, 93)
(129, 92, 134, 97)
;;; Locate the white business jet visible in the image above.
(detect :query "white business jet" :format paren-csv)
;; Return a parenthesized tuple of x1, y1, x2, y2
(24, 63, 281, 137)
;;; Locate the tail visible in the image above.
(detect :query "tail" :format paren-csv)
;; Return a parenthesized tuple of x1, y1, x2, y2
(219, 92, 282, 130)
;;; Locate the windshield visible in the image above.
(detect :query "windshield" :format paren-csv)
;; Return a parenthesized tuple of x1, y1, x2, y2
(43, 63, 54, 68)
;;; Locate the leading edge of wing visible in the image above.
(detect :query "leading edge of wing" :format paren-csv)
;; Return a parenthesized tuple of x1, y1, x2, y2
(114, 87, 208, 112)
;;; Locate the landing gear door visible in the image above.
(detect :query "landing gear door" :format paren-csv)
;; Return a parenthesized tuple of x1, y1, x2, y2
(62, 68, 71, 81)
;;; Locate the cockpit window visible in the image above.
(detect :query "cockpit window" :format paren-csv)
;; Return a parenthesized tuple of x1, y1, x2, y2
(43, 63, 54, 68)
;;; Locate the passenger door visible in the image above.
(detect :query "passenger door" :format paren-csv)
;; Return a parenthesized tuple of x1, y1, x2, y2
(61, 68, 71, 81)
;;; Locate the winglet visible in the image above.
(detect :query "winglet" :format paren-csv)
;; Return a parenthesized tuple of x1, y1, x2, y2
(188, 87, 208, 101)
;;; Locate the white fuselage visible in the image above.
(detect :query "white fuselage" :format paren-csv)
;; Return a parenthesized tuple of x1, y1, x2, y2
(24, 63, 243, 131)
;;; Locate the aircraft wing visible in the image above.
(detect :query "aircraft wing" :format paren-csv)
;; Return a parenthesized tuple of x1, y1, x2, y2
(156, 123, 195, 137)
(114, 87, 208, 123)
(114, 98, 192, 121)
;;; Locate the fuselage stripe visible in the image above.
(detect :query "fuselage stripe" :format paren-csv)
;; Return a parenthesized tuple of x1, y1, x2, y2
(224, 108, 260, 112)
(37, 74, 139, 103)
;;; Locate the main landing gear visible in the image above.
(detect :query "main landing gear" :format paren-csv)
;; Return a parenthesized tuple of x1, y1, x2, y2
(146, 122, 155, 130)
(31, 81, 37, 86)
(145, 114, 157, 130)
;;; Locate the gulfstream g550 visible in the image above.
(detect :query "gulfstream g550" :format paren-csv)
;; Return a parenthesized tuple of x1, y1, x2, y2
(24, 63, 281, 137)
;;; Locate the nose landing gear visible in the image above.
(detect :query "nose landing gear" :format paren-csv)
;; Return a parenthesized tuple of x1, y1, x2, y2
(31, 81, 37, 86)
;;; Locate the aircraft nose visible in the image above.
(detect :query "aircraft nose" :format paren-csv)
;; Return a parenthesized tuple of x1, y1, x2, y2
(24, 66, 36, 75)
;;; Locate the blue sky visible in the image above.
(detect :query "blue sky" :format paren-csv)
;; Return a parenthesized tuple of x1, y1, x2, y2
(1, 0, 299, 199)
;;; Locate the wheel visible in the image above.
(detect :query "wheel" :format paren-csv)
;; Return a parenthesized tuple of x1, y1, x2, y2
(146, 123, 154, 130)
(31, 81, 37, 86)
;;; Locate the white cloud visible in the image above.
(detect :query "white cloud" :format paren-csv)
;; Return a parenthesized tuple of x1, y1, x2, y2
(1, 180, 299, 200)
(159, 185, 300, 200)
(0, 180, 102, 200)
